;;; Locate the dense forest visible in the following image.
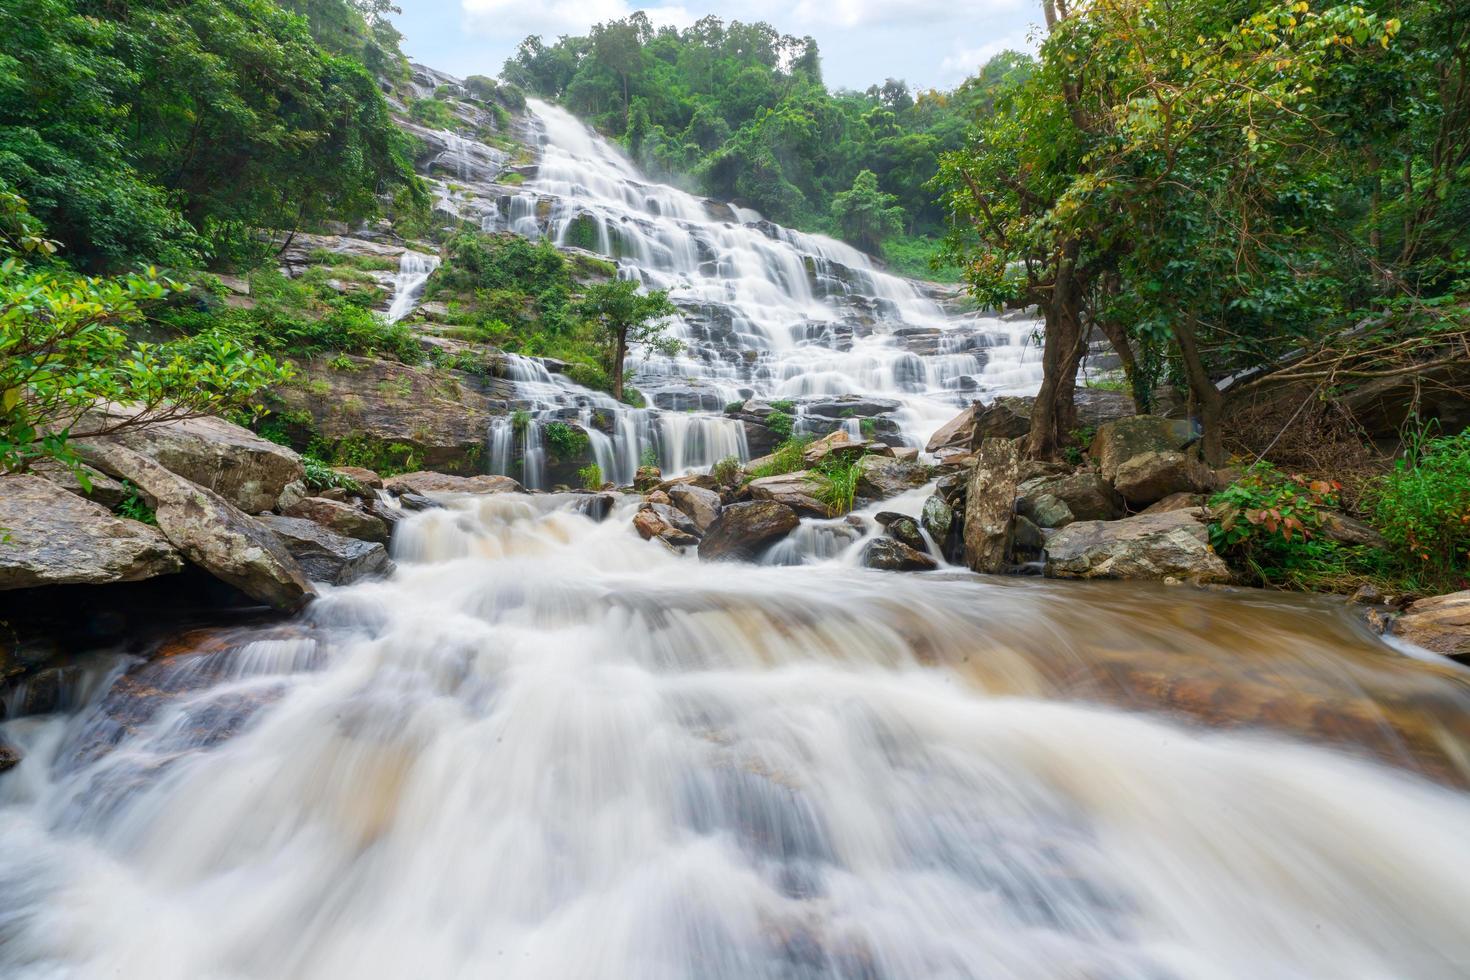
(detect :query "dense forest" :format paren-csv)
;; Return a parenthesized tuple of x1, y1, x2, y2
(502, 17, 1034, 276)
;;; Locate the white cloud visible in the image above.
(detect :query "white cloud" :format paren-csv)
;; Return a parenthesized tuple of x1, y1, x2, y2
(460, 0, 691, 37)
(936, 30, 1038, 85)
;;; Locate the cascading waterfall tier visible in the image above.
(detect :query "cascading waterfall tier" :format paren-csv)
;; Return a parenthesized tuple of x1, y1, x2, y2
(469, 99, 1044, 488)
(3, 492, 1469, 979)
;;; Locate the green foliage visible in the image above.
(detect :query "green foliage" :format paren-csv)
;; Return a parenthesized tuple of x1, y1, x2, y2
(578, 462, 604, 489)
(572, 278, 680, 401)
(765, 409, 794, 441)
(830, 170, 904, 256)
(409, 97, 459, 130)
(640, 445, 659, 468)
(544, 421, 588, 460)
(511, 409, 531, 432)
(0, 222, 292, 475)
(1208, 464, 1364, 588)
(812, 457, 861, 516)
(724, 400, 746, 414)
(114, 481, 157, 525)
(311, 434, 419, 475)
(302, 455, 363, 493)
(710, 455, 741, 486)
(0, 0, 422, 270)
(1368, 427, 1470, 592)
(748, 436, 811, 479)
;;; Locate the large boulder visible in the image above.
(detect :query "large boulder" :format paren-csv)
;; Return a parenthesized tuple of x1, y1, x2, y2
(963, 438, 1021, 573)
(632, 506, 698, 548)
(1391, 591, 1470, 662)
(921, 494, 954, 542)
(667, 484, 722, 534)
(1111, 450, 1214, 506)
(1016, 471, 1122, 528)
(78, 441, 315, 612)
(932, 391, 1137, 454)
(747, 472, 829, 517)
(256, 515, 391, 586)
(698, 501, 799, 561)
(0, 474, 183, 589)
(855, 455, 929, 501)
(1089, 415, 1195, 483)
(282, 497, 390, 544)
(86, 410, 304, 513)
(859, 538, 938, 572)
(30, 459, 128, 509)
(926, 403, 981, 453)
(383, 472, 523, 495)
(1044, 510, 1230, 583)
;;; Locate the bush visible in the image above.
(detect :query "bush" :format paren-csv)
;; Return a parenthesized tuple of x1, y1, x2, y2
(1368, 428, 1470, 592)
(578, 462, 603, 489)
(1208, 464, 1358, 588)
(544, 421, 588, 460)
(409, 98, 458, 130)
(302, 456, 364, 493)
(711, 455, 742, 486)
(748, 436, 811, 480)
(566, 361, 611, 392)
(766, 409, 794, 441)
(812, 458, 861, 516)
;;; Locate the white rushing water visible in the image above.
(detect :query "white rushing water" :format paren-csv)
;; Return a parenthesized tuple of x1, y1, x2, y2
(383, 250, 441, 324)
(466, 100, 1044, 488)
(3, 493, 1470, 979)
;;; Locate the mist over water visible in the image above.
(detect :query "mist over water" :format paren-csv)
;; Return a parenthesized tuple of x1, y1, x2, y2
(5, 96, 1470, 980)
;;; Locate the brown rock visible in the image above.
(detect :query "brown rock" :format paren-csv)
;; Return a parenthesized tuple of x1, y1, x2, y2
(697, 501, 800, 561)
(1112, 450, 1214, 506)
(747, 472, 829, 517)
(963, 438, 1021, 574)
(283, 497, 391, 544)
(926, 403, 981, 453)
(1044, 509, 1230, 584)
(1392, 591, 1470, 662)
(383, 472, 524, 495)
(1141, 492, 1208, 515)
(667, 484, 722, 534)
(856, 455, 929, 500)
(334, 466, 384, 489)
(1319, 511, 1390, 550)
(1089, 416, 1195, 483)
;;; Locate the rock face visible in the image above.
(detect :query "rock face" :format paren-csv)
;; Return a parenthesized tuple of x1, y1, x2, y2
(1044, 510, 1230, 583)
(1392, 591, 1470, 662)
(747, 472, 829, 517)
(963, 438, 1021, 573)
(0, 474, 183, 589)
(256, 515, 391, 586)
(282, 497, 390, 544)
(667, 484, 722, 534)
(697, 501, 799, 561)
(1089, 416, 1195, 483)
(1111, 450, 1214, 506)
(88, 411, 304, 513)
(860, 537, 938, 572)
(383, 472, 523, 495)
(79, 442, 315, 612)
(856, 456, 929, 500)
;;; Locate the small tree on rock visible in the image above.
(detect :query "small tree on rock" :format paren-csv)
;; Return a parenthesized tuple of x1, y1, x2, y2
(830, 170, 905, 256)
(573, 278, 680, 403)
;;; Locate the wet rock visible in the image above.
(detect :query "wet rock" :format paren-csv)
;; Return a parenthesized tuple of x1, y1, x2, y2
(0, 474, 183, 589)
(855, 456, 929, 501)
(334, 466, 384, 490)
(963, 438, 1021, 574)
(283, 497, 391, 544)
(84, 409, 304, 513)
(0, 733, 19, 772)
(30, 459, 128, 509)
(668, 484, 722, 534)
(1044, 510, 1230, 583)
(921, 494, 954, 542)
(1112, 450, 1214, 506)
(633, 505, 699, 548)
(698, 501, 800, 561)
(1319, 511, 1390, 550)
(1392, 591, 1470, 662)
(256, 515, 391, 586)
(936, 470, 968, 508)
(970, 397, 1034, 443)
(859, 538, 938, 572)
(747, 472, 829, 517)
(885, 516, 928, 553)
(395, 492, 440, 512)
(276, 480, 308, 512)
(78, 442, 314, 612)
(1019, 491, 1075, 529)
(578, 492, 617, 522)
(646, 490, 672, 505)
(655, 473, 720, 495)
(1141, 492, 1208, 515)
(1011, 514, 1048, 563)
(383, 472, 523, 495)
(1089, 416, 1195, 483)
(802, 430, 873, 466)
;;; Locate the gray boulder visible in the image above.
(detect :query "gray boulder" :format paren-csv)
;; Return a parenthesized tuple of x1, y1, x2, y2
(963, 438, 1021, 573)
(698, 501, 800, 561)
(1044, 510, 1230, 583)
(747, 472, 829, 517)
(1141, 492, 1208, 515)
(1112, 450, 1214, 506)
(856, 455, 929, 500)
(85, 410, 304, 513)
(921, 494, 954, 542)
(667, 484, 722, 534)
(860, 537, 938, 572)
(1017, 471, 1122, 527)
(383, 471, 523, 495)
(30, 459, 128, 509)
(925, 403, 981, 453)
(283, 496, 391, 544)
(1089, 416, 1195, 483)
(256, 515, 391, 586)
(0, 474, 183, 589)
(78, 441, 315, 612)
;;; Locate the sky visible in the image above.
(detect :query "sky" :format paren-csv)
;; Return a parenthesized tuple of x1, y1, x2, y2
(388, 0, 1042, 93)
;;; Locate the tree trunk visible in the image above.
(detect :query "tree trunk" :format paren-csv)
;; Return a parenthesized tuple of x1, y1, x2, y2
(1025, 243, 1085, 459)
(611, 328, 628, 403)
(1095, 314, 1145, 413)
(1173, 317, 1225, 466)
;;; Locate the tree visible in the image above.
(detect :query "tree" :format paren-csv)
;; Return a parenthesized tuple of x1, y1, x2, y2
(831, 170, 906, 256)
(573, 279, 680, 402)
(0, 192, 291, 475)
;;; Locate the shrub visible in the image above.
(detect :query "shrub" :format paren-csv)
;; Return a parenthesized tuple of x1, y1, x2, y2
(115, 481, 156, 525)
(578, 463, 603, 489)
(544, 421, 588, 460)
(812, 458, 861, 516)
(1208, 464, 1355, 588)
(1368, 428, 1470, 592)
(766, 409, 794, 441)
(724, 400, 746, 414)
(711, 455, 742, 486)
(302, 456, 364, 494)
(566, 361, 611, 392)
(409, 98, 458, 130)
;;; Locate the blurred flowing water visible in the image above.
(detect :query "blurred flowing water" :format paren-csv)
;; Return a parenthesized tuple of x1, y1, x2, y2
(3, 493, 1470, 979)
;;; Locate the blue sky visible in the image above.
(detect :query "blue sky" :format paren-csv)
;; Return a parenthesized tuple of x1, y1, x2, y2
(389, 0, 1041, 92)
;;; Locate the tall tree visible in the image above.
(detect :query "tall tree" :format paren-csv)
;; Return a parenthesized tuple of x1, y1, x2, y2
(573, 279, 680, 402)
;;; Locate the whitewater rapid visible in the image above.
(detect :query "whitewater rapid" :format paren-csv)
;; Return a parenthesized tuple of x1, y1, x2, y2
(3, 493, 1470, 979)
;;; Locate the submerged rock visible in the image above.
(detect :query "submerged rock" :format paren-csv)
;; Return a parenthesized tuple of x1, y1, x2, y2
(860, 538, 938, 572)
(920, 494, 954, 542)
(963, 438, 1021, 574)
(1044, 510, 1230, 583)
(0, 474, 183, 589)
(1392, 591, 1470, 662)
(884, 515, 928, 553)
(256, 515, 391, 586)
(697, 501, 799, 561)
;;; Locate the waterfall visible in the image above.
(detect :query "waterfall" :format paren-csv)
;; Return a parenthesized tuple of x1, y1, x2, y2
(384, 250, 440, 323)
